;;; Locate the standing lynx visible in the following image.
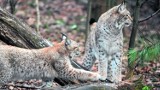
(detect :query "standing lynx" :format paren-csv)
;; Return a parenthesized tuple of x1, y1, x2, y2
(0, 34, 101, 84)
(82, 2, 132, 82)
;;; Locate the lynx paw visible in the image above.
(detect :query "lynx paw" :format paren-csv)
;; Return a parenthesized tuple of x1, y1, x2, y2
(99, 75, 107, 81)
(90, 73, 101, 81)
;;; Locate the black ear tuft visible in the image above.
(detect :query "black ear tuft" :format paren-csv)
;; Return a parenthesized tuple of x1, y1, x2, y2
(60, 33, 71, 46)
(61, 33, 67, 41)
(118, 0, 126, 13)
(89, 18, 96, 25)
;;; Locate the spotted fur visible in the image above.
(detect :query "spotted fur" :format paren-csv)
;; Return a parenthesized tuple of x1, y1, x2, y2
(0, 35, 100, 84)
(82, 2, 132, 83)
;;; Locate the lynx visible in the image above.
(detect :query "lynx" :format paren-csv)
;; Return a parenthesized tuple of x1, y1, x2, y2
(0, 34, 101, 84)
(82, 2, 132, 83)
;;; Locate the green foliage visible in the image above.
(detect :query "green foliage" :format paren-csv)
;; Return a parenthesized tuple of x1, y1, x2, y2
(128, 42, 160, 66)
(128, 49, 138, 65)
(142, 86, 150, 90)
(69, 24, 78, 30)
(55, 19, 65, 26)
(43, 23, 49, 29)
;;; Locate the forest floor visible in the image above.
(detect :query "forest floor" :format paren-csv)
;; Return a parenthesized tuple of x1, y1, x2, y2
(0, 0, 159, 90)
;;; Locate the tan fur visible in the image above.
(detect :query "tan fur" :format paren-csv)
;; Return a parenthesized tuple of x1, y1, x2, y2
(0, 39, 100, 84)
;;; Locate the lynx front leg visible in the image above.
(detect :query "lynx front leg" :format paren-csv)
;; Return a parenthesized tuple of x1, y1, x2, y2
(97, 46, 109, 80)
(82, 52, 96, 70)
(107, 53, 122, 83)
(66, 68, 101, 81)
(54, 59, 100, 81)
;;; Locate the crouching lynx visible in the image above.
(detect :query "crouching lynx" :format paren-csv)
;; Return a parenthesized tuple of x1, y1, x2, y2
(82, 2, 132, 83)
(0, 34, 101, 84)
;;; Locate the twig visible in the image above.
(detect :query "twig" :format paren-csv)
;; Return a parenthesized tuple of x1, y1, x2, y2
(137, 28, 153, 45)
(139, 8, 160, 23)
(85, 0, 92, 42)
(36, 0, 40, 34)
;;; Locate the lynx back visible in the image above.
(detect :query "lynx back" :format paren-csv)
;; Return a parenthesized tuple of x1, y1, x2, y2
(0, 34, 101, 84)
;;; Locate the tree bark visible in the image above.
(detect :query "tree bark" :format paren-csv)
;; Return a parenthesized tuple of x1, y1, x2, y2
(0, 7, 52, 48)
(129, 0, 141, 49)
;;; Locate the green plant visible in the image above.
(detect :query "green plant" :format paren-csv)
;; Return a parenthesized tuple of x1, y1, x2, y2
(55, 19, 65, 26)
(142, 86, 150, 90)
(128, 42, 160, 67)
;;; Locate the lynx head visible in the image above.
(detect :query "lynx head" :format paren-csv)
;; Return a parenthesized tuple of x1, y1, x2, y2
(61, 33, 79, 51)
(61, 33, 81, 58)
(98, 1, 132, 35)
(116, 1, 132, 27)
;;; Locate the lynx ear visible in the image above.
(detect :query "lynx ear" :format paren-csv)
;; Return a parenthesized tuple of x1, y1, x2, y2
(61, 33, 71, 46)
(61, 33, 67, 40)
(118, 1, 126, 13)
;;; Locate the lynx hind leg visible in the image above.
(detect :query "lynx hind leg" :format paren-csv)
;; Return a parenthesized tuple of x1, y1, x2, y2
(107, 54, 122, 83)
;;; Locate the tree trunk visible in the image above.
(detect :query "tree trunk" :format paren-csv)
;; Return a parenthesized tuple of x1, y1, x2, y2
(129, 0, 141, 49)
(128, 0, 141, 68)
(85, 0, 92, 42)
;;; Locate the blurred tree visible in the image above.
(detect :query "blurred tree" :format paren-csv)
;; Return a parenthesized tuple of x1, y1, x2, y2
(35, 0, 40, 34)
(85, 0, 92, 41)
(9, 0, 18, 14)
(2, 0, 18, 14)
(128, 0, 141, 68)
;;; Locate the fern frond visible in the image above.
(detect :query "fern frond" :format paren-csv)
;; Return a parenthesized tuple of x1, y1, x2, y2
(128, 49, 138, 65)
(128, 42, 160, 66)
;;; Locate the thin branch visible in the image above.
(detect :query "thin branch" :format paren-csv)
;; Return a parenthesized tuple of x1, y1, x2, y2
(137, 28, 153, 45)
(36, 0, 40, 34)
(139, 8, 160, 23)
(85, 0, 92, 42)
